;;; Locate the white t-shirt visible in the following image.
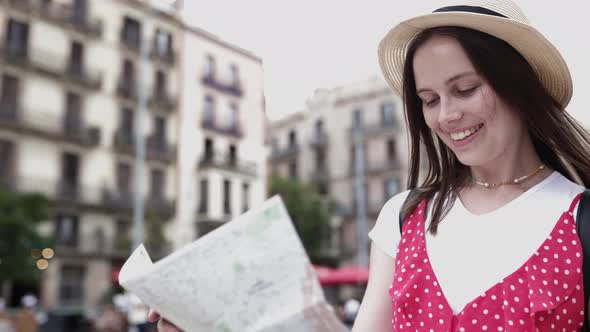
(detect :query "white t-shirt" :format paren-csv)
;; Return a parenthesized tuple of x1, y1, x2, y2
(368, 171, 584, 314)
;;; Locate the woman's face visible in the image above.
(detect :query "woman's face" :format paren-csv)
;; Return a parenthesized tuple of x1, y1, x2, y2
(412, 35, 525, 167)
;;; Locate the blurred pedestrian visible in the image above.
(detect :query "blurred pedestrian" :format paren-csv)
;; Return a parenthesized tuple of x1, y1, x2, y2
(0, 298, 15, 332)
(13, 294, 38, 332)
(93, 305, 127, 332)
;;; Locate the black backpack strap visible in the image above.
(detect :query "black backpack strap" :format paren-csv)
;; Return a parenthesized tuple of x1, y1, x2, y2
(576, 189, 590, 332)
(399, 189, 420, 234)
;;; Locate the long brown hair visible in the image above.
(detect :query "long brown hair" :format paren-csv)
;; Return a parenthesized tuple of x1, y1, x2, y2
(401, 26, 590, 234)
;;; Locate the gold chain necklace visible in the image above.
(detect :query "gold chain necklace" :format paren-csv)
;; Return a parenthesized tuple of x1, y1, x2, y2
(470, 164, 545, 189)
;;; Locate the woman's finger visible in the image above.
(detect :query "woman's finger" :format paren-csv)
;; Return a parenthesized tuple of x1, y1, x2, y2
(148, 309, 160, 322)
(157, 318, 184, 332)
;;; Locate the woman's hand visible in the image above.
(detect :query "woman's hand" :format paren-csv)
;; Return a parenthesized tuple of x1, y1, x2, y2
(148, 309, 184, 332)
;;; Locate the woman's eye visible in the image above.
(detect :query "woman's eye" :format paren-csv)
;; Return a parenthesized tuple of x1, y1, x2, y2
(457, 86, 478, 96)
(424, 98, 439, 107)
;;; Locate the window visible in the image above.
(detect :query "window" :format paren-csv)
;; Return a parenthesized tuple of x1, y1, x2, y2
(150, 168, 164, 198)
(204, 138, 214, 161)
(0, 139, 14, 185)
(270, 137, 278, 153)
(59, 266, 84, 306)
(229, 103, 239, 129)
(315, 119, 324, 137)
(153, 116, 166, 143)
(0, 74, 20, 115)
(352, 108, 363, 130)
(64, 92, 82, 135)
(288, 160, 298, 181)
(230, 64, 239, 85)
(381, 102, 395, 127)
(115, 220, 130, 252)
(117, 162, 132, 195)
(6, 19, 29, 58)
(154, 29, 172, 56)
(223, 179, 231, 215)
(69, 41, 84, 76)
(56, 214, 79, 247)
(198, 179, 208, 214)
(385, 178, 400, 199)
(203, 95, 214, 124)
(154, 70, 166, 96)
(122, 16, 141, 49)
(288, 130, 297, 148)
(204, 54, 215, 78)
(122, 59, 135, 86)
(242, 182, 250, 212)
(387, 139, 396, 161)
(120, 107, 134, 142)
(61, 153, 79, 197)
(72, 0, 88, 22)
(228, 144, 237, 165)
(315, 149, 325, 171)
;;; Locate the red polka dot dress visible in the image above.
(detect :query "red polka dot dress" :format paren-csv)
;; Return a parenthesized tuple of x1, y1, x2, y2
(389, 194, 586, 331)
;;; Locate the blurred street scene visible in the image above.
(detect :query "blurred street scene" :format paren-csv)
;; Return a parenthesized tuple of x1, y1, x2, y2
(0, 0, 411, 330)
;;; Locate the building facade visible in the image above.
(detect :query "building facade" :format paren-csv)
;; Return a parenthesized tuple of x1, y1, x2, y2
(268, 77, 408, 265)
(0, 0, 267, 311)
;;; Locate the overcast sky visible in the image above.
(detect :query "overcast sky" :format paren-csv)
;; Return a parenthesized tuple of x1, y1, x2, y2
(180, 1, 590, 125)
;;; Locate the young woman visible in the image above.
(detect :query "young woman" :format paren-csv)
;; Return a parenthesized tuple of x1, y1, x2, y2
(354, 1, 590, 331)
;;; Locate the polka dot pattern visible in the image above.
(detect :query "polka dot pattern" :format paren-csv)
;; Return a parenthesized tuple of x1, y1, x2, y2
(389, 196, 585, 331)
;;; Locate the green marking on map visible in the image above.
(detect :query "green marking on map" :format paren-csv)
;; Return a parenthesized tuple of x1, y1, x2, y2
(216, 322, 232, 332)
(247, 204, 282, 239)
(233, 261, 245, 274)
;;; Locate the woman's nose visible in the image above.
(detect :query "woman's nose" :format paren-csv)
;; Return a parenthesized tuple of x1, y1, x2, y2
(438, 98, 463, 124)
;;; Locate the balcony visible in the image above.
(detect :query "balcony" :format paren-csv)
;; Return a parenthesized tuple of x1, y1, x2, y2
(117, 79, 138, 102)
(367, 158, 401, 175)
(149, 90, 177, 112)
(197, 151, 257, 177)
(0, 176, 104, 208)
(0, 46, 102, 91)
(269, 144, 299, 162)
(348, 121, 398, 140)
(201, 74, 243, 98)
(0, 104, 101, 147)
(120, 31, 141, 53)
(3, 0, 103, 38)
(201, 118, 243, 138)
(150, 46, 175, 66)
(309, 132, 329, 148)
(102, 189, 175, 220)
(146, 136, 176, 163)
(112, 130, 176, 164)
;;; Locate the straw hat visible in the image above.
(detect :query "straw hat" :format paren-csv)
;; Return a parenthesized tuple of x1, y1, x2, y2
(378, 0, 573, 108)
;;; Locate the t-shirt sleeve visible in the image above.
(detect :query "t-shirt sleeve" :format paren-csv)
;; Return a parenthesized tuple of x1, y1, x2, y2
(368, 190, 411, 259)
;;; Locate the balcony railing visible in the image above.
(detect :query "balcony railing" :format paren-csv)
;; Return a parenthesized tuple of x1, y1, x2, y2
(201, 118, 243, 138)
(102, 189, 175, 220)
(201, 74, 243, 98)
(309, 167, 330, 183)
(150, 47, 175, 65)
(112, 131, 176, 164)
(310, 132, 329, 148)
(198, 151, 257, 177)
(269, 144, 300, 162)
(0, 46, 102, 90)
(0, 104, 101, 147)
(1, 176, 104, 207)
(348, 121, 398, 140)
(117, 79, 138, 101)
(146, 136, 176, 163)
(3, 0, 103, 38)
(149, 90, 177, 111)
(367, 158, 401, 175)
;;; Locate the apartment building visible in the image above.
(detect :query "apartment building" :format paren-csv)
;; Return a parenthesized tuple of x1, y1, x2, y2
(173, 24, 267, 248)
(269, 77, 408, 264)
(0, 0, 267, 311)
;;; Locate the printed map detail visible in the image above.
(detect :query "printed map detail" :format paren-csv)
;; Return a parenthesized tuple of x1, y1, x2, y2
(118, 196, 348, 332)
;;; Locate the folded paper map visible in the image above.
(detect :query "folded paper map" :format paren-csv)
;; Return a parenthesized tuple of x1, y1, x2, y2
(118, 196, 349, 332)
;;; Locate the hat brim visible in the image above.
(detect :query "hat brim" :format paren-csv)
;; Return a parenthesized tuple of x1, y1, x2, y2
(378, 12, 573, 108)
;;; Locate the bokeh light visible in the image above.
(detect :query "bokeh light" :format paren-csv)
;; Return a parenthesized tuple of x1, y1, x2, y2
(36, 259, 49, 270)
(42, 248, 54, 259)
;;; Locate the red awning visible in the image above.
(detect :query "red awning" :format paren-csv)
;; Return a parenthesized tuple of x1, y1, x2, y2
(313, 264, 369, 286)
